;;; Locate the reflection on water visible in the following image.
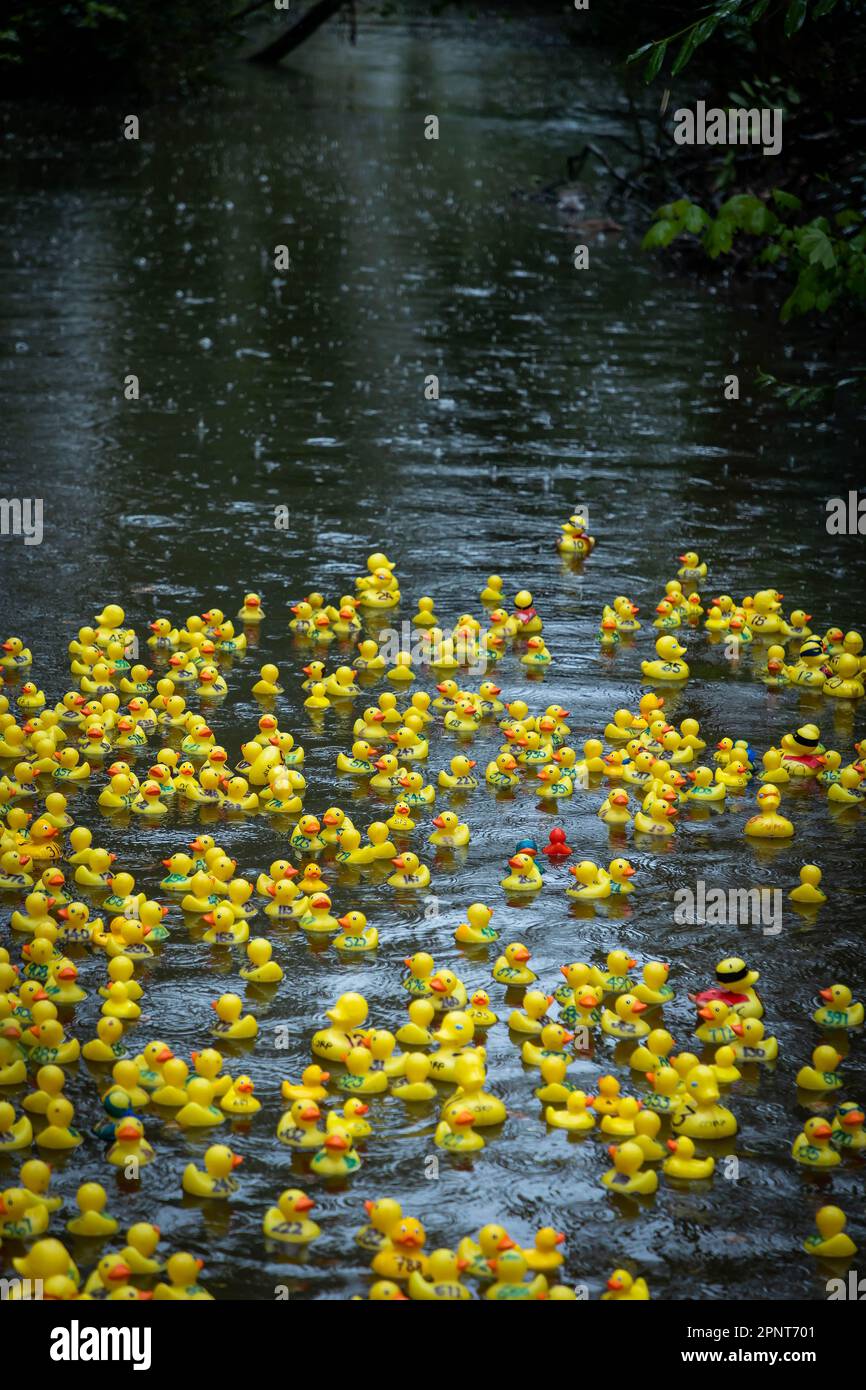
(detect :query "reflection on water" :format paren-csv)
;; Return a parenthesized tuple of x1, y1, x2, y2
(1, 10, 864, 1300)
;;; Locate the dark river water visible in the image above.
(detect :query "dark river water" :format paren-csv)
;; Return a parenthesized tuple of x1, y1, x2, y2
(1, 6, 864, 1301)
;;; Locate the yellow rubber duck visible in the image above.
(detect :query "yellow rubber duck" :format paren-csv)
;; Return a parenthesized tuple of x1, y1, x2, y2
(0, 1099, 33, 1151)
(664, 1135, 715, 1181)
(484, 1249, 548, 1300)
(437, 754, 479, 790)
(429, 811, 470, 848)
(153, 1251, 213, 1301)
(744, 785, 794, 838)
(209, 992, 258, 1041)
(641, 634, 689, 682)
(694, 999, 740, 1046)
(106, 1115, 154, 1168)
(239, 937, 283, 984)
(391, 1053, 437, 1102)
(729, 1017, 777, 1062)
(523, 1227, 566, 1272)
(522, 1022, 575, 1068)
(827, 766, 864, 806)
(686, 765, 726, 801)
(453, 900, 497, 945)
(600, 950, 637, 994)
(435, 1106, 484, 1153)
(396, 999, 436, 1047)
(601, 993, 650, 1040)
(796, 1043, 843, 1092)
(281, 1065, 331, 1105)
(66, 1182, 118, 1238)
(545, 1089, 596, 1132)
(492, 942, 536, 987)
(277, 1098, 326, 1149)
(508, 989, 553, 1035)
(386, 801, 417, 834)
(598, 787, 632, 824)
(501, 851, 543, 893)
(566, 859, 611, 901)
(789, 864, 826, 905)
(602, 1268, 650, 1300)
(672, 1065, 737, 1139)
(387, 851, 431, 888)
(601, 1140, 658, 1196)
(485, 751, 520, 789)
(634, 797, 678, 836)
(633, 961, 674, 1006)
(310, 1122, 362, 1176)
(407, 1248, 472, 1301)
(803, 1206, 857, 1258)
(182, 1143, 243, 1199)
(792, 1116, 840, 1168)
(263, 1189, 320, 1244)
(220, 1075, 261, 1117)
(312, 992, 368, 1060)
(813, 984, 863, 1030)
(831, 1103, 866, 1152)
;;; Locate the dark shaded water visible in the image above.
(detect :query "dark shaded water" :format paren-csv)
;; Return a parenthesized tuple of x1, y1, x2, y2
(1, 8, 864, 1300)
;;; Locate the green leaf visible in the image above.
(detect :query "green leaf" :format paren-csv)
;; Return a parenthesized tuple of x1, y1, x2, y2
(626, 42, 654, 64)
(798, 225, 836, 269)
(784, 0, 808, 37)
(772, 188, 802, 212)
(835, 209, 863, 228)
(684, 204, 710, 234)
(645, 40, 667, 83)
(705, 218, 735, 258)
(641, 218, 680, 250)
(813, 0, 838, 16)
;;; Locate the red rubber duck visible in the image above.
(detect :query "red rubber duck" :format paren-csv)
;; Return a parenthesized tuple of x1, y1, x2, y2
(542, 828, 572, 859)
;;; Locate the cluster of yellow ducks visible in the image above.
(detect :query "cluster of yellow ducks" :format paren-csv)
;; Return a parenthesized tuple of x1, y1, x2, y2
(597, 558, 865, 699)
(0, 541, 863, 1299)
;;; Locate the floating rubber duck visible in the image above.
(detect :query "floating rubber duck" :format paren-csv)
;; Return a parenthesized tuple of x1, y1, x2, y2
(601, 993, 650, 1040)
(796, 1044, 843, 1092)
(485, 751, 519, 789)
(694, 957, 763, 1019)
(466, 990, 498, 1029)
(598, 787, 632, 824)
(492, 942, 536, 988)
(387, 851, 431, 888)
(827, 767, 864, 806)
(209, 993, 258, 1041)
(633, 962, 674, 1006)
(789, 864, 826, 906)
(831, 1101, 866, 1152)
(435, 1106, 484, 1153)
(600, 950, 637, 994)
(792, 1116, 840, 1168)
(671, 1065, 737, 1139)
(500, 851, 543, 894)
(663, 1136, 715, 1182)
(694, 999, 739, 1046)
(396, 998, 436, 1047)
(238, 937, 283, 985)
(277, 1097, 326, 1149)
(483, 1249, 548, 1300)
(641, 634, 689, 682)
(744, 785, 794, 838)
(542, 827, 572, 859)
(545, 1089, 596, 1132)
(522, 1022, 575, 1068)
(803, 1206, 857, 1258)
(312, 992, 368, 1060)
(152, 1251, 213, 1302)
(521, 1227, 566, 1273)
(601, 1140, 658, 1196)
(65, 1182, 118, 1239)
(602, 1268, 650, 1300)
(452, 900, 497, 946)
(813, 985, 863, 1031)
(182, 1143, 243, 1199)
(521, 635, 552, 668)
(634, 796, 678, 836)
(263, 1189, 320, 1244)
(429, 811, 470, 848)
(438, 754, 479, 791)
(310, 1122, 362, 1177)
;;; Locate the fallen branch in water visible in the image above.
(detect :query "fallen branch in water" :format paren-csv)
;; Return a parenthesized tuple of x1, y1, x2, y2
(248, 0, 346, 65)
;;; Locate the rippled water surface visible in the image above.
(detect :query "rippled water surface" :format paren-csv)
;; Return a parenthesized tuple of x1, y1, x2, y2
(1, 7, 865, 1301)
